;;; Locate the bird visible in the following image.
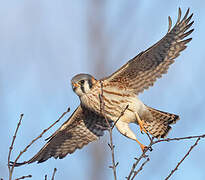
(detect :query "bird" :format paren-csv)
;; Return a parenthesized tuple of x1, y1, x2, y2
(12, 8, 194, 166)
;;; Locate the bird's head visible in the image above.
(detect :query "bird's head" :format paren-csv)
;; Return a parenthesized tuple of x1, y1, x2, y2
(71, 73, 97, 97)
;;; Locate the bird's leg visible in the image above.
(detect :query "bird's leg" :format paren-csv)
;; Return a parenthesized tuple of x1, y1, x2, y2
(115, 120, 147, 152)
(135, 112, 148, 134)
(135, 138, 147, 152)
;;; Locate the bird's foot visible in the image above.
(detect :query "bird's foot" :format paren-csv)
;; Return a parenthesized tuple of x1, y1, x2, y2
(139, 144, 153, 153)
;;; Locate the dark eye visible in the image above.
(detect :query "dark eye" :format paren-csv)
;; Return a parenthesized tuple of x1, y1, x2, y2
(80, 80, 85, 84)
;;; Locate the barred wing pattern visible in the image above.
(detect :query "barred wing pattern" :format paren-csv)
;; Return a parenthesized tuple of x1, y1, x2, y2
(103, 8, 194, 95)
(14, 106, 110, 165)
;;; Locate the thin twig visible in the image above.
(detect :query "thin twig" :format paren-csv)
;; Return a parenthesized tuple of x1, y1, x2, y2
(15, 175, 32, 180)
(127, 138, 154, 180)
(165, 137, 201, 180)
(99, 81, 118, 180)
(154, 134, 205, 144)
(111, 104, 129, 130)
(131, 158, 150, 180)
(8, 114, 24, 180)
(51, 168, 57, 180)
(9, 107, 70, 168)
(127, 134, 205, 179)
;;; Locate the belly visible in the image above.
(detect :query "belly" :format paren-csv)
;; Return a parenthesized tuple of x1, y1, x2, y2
(121, 96, 147, 123)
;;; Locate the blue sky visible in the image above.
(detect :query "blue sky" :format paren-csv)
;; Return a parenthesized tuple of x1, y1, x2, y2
(1, 1, 205, 179)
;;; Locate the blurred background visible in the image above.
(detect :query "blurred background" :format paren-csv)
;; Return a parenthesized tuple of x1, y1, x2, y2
(1, 0, 205, 179)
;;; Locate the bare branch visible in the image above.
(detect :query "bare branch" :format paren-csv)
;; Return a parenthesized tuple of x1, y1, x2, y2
(165, 137, 201, 180)
(9, 107, 70, 167)
(111, 105, 129, 130)
(44, 168, 57, 180)
(8, 114, 24, 180)
(154, 134, 205, 143)
(8, 107, 70, 180)
(99, 81, 118, 180)
(127, 134, 205, 179)
(131, 158, 150, 180)
(51, 168, 57, 180)
(99, 81, 130, 180)
(127, 138, 154, 180)
(15, 175, 32, 180)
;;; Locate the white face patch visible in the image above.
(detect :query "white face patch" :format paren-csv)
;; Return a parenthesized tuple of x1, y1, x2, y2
(72, 79, 93, 97)
(83, 80, 91, 94)
(74, 85, 85, 97)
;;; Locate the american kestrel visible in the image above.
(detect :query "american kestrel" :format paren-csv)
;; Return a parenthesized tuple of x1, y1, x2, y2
(13, 8, 193, 165)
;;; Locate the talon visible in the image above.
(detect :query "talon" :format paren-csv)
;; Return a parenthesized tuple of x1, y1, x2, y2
(139, 126, 144, 134)
(139, 121, 147, 134)
(135, 138, 147, 152)
(144, 146, 152, 152)
(140, 144, 147, 152)
(139, 144, 152, 152)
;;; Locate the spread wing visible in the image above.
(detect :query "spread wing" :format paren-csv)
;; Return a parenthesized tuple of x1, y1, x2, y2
(103, 8, 194, 95)
(13, 106, 110, 166)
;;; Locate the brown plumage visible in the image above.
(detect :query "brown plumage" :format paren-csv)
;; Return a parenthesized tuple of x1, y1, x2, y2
(144, 106, 180, 138)
(12, 106, 111, 166)
(104, 8, 193, 95)
(11, 8, 193, 166)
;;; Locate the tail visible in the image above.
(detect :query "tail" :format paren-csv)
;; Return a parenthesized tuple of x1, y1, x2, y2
(144, 106, 180, 139)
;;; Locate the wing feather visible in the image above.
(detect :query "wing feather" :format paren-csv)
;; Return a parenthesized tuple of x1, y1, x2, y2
(13, 106, 109, 166)
(103, 8, 194, 95)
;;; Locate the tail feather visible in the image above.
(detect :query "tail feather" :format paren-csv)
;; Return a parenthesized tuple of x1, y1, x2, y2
(144, 106, 180, 139)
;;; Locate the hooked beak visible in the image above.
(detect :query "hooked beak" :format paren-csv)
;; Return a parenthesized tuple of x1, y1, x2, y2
(72, 82, 79, 91)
